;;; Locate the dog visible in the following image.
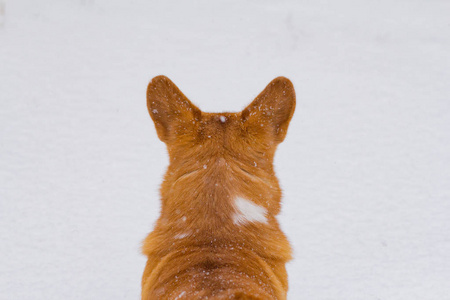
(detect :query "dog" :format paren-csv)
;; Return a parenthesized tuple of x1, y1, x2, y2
(142, 75, 295, 299)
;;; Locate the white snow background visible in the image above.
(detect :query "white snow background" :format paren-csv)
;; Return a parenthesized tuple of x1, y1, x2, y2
(1, 0, 449, 299)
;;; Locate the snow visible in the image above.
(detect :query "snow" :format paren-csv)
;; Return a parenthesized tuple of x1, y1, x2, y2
(1, 0, 449, 299)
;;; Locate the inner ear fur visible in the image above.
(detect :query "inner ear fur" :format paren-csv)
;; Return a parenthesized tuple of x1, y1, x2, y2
(147, 75, 201, 142)
(242, 77, 296, 143)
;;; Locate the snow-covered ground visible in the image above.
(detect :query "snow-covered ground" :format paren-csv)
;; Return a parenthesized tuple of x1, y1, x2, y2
(1, 0, 449, 299)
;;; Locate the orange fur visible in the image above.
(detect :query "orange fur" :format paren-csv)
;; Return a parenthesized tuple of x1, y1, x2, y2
(142, 76, 296, 300)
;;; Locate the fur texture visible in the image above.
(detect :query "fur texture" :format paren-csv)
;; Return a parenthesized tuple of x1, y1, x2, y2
(142, 75, 296, 300)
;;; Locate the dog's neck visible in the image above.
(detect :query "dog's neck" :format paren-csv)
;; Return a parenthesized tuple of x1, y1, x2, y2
(158, 153, 282, 232)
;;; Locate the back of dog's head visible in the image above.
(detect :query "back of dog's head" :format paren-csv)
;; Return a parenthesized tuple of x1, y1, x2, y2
(146, 75, 296, 176)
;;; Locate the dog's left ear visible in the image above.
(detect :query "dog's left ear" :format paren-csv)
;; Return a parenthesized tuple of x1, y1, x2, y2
(242, 77, 296, 143)
(147, 75, 201, 143)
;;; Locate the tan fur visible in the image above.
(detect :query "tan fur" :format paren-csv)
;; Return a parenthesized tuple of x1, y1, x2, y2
(142, 75, 296, 300)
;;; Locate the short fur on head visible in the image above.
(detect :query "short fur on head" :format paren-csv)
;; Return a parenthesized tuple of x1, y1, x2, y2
(142, 75, 296, 300)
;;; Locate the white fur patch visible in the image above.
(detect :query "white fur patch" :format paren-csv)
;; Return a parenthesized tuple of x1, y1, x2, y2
(232, 197, 268, 225)
(174, 232, 189, 239)
(174, 291, 186, 299)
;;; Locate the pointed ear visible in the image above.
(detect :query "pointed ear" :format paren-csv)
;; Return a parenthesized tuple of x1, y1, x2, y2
(147, 75, 201, 143)
(242, 77, 296, 143)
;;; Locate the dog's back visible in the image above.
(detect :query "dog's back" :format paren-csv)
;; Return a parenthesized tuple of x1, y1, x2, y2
(142, 76, 296, 299)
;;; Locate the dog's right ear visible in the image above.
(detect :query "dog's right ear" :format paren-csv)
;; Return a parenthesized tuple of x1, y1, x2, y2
(241, 77, 296, 143)
(147, 76, 201, 143)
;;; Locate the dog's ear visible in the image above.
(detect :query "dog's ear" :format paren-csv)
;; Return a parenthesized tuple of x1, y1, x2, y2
(241, 77, 296, 143)
(147, 75, 201, 143)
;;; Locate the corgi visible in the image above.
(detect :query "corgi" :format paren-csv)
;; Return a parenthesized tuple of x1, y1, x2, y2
(142, 76, 296, 300)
